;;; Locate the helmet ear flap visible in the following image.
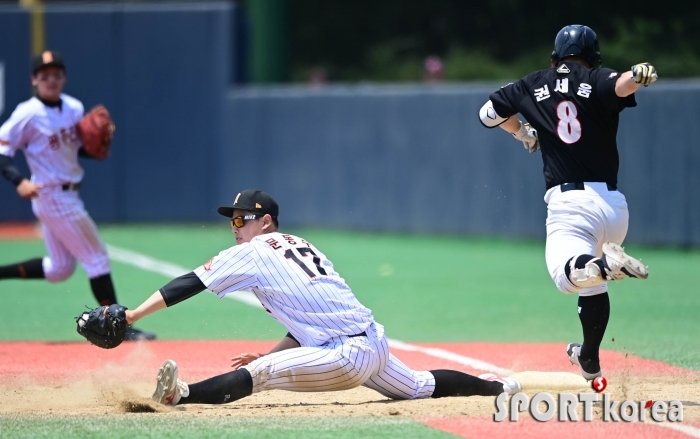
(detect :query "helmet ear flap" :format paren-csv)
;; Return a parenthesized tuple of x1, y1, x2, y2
(551, 50, 560, 64)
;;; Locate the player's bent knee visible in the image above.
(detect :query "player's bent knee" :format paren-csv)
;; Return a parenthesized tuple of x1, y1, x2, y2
(45, 268, 75, 282)
(550, 264, 576, 294)
(552, 272, 580, 294)
(44, 261, 77, 282)
(242, 357, 275, 393)
(552, 271, 608, 296)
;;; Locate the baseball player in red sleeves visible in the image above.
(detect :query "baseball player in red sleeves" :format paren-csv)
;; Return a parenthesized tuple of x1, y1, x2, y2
(0, 51, 154, 341)
(121, 189, 520, 405)
(478, 25, 654, 380)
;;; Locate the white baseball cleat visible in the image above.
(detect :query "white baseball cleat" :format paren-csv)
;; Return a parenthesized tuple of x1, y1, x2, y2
(478, 373, 522, 394)
(152, 359, 190, 405)
(602, 242, 648, 280)
(566, 343, 602, 381)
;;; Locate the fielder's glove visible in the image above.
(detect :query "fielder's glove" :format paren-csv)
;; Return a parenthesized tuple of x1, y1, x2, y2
(631, 62, 658, 86)
(76, 105, 115, 160)
(512, 122, 540, 153)
(75, 304, 128, 349)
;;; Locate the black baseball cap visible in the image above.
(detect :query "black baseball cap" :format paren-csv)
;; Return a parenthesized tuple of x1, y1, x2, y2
(217, 189, 279, 219)
(32, 51, 66, 74)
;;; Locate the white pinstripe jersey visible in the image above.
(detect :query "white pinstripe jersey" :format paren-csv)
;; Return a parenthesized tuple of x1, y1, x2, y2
(0, 94, 84, 186)
(194, 232, 375, 347)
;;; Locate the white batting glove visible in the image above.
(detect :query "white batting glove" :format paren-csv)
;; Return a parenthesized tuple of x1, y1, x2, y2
(512, 122, 540, 153)
(631, 62, 658, 86)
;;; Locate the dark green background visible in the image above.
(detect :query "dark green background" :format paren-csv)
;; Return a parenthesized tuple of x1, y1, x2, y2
(285, 0, 700, 81)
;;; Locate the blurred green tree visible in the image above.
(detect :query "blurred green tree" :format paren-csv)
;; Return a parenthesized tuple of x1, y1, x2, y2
(286, 0, 700, 82)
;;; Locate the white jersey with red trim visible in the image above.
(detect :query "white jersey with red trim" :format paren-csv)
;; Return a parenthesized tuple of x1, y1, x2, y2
(194, 232, 375, 347)
(0, 94, 84, 186)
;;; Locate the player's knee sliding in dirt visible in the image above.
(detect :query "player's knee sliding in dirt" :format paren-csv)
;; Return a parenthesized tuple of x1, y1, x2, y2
(161, 325, 506, 405)
(85, 189, 521, 405)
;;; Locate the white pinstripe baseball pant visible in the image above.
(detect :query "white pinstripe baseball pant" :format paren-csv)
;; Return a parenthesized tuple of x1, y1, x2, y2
(243, 323, 436, 400)
(31, 187, 111, 281)
(544, 183, 629, 296)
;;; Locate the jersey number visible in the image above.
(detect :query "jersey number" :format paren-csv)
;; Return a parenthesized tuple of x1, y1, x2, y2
(556, 101, 582, 144)
(284, 247, 327, 278)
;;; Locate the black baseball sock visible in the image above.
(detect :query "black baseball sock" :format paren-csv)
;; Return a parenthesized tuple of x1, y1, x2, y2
(430, 369, 504, 397)
(89, 273, 118, 306)
(179, 369, 253, 405)
(0, 258, 45, 279)
(577, 292, 610, 365)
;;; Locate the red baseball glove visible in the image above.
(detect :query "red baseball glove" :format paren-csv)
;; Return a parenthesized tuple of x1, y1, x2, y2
(76, 105, 115, 160)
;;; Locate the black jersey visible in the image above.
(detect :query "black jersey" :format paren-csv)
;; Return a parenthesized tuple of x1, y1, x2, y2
(489, 62, 636, 190)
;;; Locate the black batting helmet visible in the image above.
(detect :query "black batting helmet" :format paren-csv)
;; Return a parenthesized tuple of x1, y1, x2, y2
(551, 25, 601, 68)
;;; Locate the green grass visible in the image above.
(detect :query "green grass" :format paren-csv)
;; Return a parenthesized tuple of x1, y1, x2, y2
(1, 224, 700, 370)
(0, 415, 456, 439)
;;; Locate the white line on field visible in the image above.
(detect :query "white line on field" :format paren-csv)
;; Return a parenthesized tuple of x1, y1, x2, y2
(386, 339, 512, 375)
(654, 422, 700, 438)
(106, 244, 513, 375)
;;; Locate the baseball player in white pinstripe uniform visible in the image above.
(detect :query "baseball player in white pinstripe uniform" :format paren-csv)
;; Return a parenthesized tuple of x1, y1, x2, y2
(0, 51, 154, 341)
(124, 189, 521, 405)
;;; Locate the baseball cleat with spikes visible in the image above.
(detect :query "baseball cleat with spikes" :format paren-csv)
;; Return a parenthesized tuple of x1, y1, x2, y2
(601, 242, 648, 280)
(478, 373, 522, 394)
(567, 343, 602, 381)
(152, 360, 189, 405)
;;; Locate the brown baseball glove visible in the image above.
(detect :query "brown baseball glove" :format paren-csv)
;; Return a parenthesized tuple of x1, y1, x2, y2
(76, 105, 115, 160)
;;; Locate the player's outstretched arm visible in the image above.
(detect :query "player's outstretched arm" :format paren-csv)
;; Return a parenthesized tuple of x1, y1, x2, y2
(126, 271, 207, 324)
(125, 290, 167, 324)
(616, 62, 658, 97)
(79, 272, 206, 348)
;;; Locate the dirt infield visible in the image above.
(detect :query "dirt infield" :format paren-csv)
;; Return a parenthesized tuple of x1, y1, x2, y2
(1, 340, 699, 437)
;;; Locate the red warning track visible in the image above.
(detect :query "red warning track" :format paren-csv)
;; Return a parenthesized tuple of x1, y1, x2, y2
(0, 340, 695, 383)
(0, 340, 700, 381)
(0, 222, 41, 240)
(415, 342, 698, 377)
(0, 340, 277, 383)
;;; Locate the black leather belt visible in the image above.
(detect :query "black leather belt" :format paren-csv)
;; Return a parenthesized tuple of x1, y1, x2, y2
(560, 182, 616, 192)
(347, 331, 367, 338)
(61, 182, 81, 191)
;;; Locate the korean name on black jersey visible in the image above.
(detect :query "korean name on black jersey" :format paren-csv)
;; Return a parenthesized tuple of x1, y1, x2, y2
(489, 62, 636, 190)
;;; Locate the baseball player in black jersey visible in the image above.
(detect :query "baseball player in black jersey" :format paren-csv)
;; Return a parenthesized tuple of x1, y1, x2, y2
(478, 25, 655, 380)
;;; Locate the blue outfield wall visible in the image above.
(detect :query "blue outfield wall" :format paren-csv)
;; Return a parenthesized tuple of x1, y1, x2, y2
(223, 82, 700, 247)
(0, 2, 234, 222)
(0, 2, 697, 247)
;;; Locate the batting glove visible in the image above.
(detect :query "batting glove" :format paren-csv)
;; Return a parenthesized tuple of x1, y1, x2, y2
(512, 122, 540, 153)
(631, 62, 658, 86)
